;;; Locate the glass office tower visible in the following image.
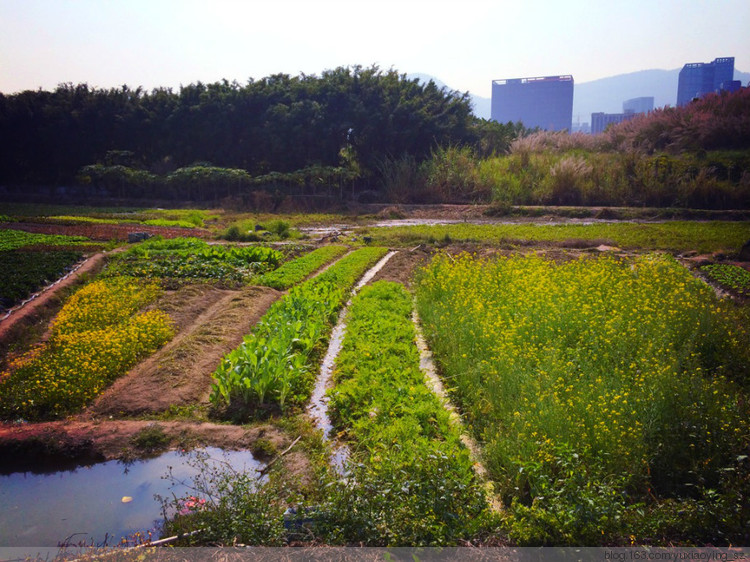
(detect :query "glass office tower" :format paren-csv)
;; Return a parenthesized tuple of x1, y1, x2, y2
(491, 75, 574, 131)
(677, 57, 735, 106)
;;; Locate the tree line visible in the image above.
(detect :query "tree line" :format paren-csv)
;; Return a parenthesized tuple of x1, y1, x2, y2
(0, 66, 523, 199)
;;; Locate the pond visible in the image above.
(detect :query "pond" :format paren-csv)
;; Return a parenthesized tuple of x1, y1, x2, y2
(0, 447, 262, 547)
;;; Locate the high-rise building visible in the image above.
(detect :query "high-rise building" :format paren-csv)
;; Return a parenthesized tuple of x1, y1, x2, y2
(623, 97, 654, 114)
(677, 57, 735, 106)
(491, 75, 574, 131)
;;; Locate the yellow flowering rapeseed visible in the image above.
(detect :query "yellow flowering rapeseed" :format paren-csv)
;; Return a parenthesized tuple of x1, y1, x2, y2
(0, 278, 173, 420)
(415, 252, 749, 539)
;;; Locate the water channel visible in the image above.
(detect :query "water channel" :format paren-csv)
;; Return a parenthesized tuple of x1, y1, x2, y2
(0, 447, 262, 547)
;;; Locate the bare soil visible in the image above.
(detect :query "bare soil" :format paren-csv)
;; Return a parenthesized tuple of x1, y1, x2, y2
(87, 285, 281, 417)
(369, 245, 433, 288)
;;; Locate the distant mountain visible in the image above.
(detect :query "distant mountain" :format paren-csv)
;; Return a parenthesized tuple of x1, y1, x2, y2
(407, 73, 492, 120)
(410, 69, 750, 124)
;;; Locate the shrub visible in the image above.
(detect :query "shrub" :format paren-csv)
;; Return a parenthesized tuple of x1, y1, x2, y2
(421, 145, 489, 202)
(542, 156, 593, 205)
(376, 154, 423, 203)
(160, 451, 287, 546)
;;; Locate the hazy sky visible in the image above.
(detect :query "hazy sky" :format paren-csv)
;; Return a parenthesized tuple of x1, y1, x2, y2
(1, 0, 748, 97)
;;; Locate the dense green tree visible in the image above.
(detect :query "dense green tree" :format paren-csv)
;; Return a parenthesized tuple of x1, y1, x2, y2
(0, 66, 483, 196)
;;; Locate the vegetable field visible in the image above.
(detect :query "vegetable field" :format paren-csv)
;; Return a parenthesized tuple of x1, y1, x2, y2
(1, 211, 749, 547)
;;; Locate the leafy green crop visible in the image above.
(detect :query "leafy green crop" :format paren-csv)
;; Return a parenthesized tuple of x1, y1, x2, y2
(104, 237, 283, 284)
(254, 245, 348, 289)
(0, 250, 83, 311)
(211, 282, 344, 411)
(701, 263, 750, 296)
(321, 281, 491, 545)
(0, 229, 89, 251)
(210, 247, 387, 417)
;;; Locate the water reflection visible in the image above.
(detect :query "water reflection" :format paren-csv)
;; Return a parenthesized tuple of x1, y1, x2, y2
(0, 447, 261, 547)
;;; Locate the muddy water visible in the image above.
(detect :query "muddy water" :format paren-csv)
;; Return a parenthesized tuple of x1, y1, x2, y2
(307, 251, 398, 473)
(0, 448, 262, 547)
(299, 217, 628, 239)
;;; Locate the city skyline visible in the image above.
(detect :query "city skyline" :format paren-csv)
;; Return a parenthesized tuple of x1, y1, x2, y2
(1, 0, 749, 98)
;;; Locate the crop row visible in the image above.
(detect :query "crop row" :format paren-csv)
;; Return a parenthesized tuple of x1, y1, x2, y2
(104, 237, 283, 285)
(362, 221, 750, 254)
(0, 228, 89, 251)
(210, 247, 388, 417)
(254, 245, 348, 289)
(322, 281, 490, 545)
(0, 249, 83, 311)
(701, 263, 750, 297)
(0, 277, 174, 420)
(38, 215, 204, 229)
(415, 253, 750, 545)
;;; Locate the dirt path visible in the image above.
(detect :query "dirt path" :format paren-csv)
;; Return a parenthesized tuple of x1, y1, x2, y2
(412, 309, 504, 514)
(87, 285, 281, 417)
(369, 245, 433, 287)
(0, 251, 113, 344)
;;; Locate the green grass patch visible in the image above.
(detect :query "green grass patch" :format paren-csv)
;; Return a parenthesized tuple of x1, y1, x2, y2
(360, 221, 750, 254)
(254, 245, 348, 289)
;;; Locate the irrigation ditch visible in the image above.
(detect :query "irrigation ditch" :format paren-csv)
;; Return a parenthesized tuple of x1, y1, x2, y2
(307, 250, 398, 474)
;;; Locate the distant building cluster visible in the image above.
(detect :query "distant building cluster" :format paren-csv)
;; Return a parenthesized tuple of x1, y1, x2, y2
(590, 96, 654, 134)
(677, 57, 739, 106)
(490, 55, 741, 134)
